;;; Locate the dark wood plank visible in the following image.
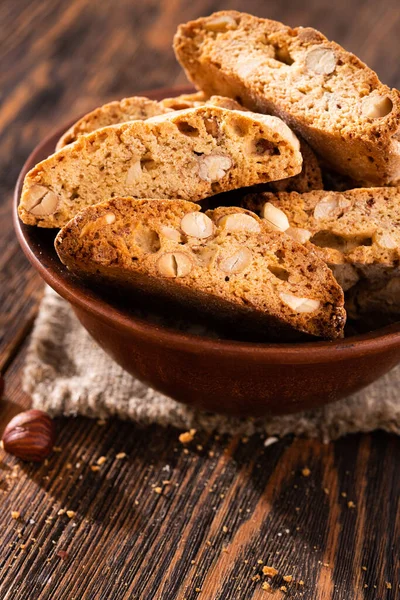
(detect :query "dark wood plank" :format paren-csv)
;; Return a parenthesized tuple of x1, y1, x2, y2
(0, 0, 399, 598)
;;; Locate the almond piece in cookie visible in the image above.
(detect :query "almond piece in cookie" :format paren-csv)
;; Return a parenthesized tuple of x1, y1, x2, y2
(55, 198, 345, 340)
(19, 105, 302, 228)
(174, 11, 400, 185)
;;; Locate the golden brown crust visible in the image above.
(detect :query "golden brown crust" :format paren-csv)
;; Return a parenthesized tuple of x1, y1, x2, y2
(19, 105, 302, 228)
(174, 11, 400, 185)
(55, 197, 345, 340)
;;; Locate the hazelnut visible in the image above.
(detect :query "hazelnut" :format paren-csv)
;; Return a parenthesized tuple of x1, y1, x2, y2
(125, 160, 142, 183)
(2, 410, 56, 462)
(361, 95, 393, 119)
(262, 203, 290, 232)
(181, 212, 214, 238)
(286, 227, 312, 244)
(313, 194, 351, 219)
(197, 152, 232, 182)
(24, 185, 59, 216)
(219, 247, 252, 273)
(305, 47, 337, 75)
(157, 252, 193, 277)
(217, 212, 261, 233)
(280, 292, 320, 313)
(160, 226, 182, 242)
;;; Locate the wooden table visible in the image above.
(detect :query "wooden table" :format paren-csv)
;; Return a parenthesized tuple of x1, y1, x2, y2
(1, 1, 399, 598)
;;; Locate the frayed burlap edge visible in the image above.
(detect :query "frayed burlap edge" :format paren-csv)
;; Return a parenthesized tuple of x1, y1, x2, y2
(23, 287, 400, 443)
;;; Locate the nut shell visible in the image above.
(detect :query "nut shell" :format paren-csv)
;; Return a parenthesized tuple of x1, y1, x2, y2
(2, 409, 56, 462)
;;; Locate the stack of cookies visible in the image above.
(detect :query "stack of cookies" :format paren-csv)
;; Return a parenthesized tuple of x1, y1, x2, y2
(18, 11, 400, 342)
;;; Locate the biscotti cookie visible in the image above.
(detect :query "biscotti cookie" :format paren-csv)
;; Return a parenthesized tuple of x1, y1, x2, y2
(57, 92, 240, 149)
(57, 91, 321, 195)
(242, 188, 400, 291)
(57, 92, 249, 150)
(19, 105, 302, 229)
(56, 97, 172, 150)
(174, 11, 400, 185)
(55, 198, 345, 340)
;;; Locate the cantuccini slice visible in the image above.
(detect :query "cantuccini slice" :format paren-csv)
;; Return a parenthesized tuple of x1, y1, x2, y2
(19, 105, 302, 229)
(242, 188, 400, 290)
(55, 198, 345, 340)
(56, 92, 243, 150)
(57, 91, 322, 194)
(174, 11, 400, 185)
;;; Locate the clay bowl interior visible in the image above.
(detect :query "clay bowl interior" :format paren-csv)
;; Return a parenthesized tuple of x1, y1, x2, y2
(13, 87, 400, 417)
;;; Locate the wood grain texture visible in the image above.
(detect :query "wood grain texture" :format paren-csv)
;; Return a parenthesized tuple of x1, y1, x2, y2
(0, 0, 399, 598)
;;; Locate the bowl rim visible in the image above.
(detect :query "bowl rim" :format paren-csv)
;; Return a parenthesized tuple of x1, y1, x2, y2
(14, 85, 400, 365)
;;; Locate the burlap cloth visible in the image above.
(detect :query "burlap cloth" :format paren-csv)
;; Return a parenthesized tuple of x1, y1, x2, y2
(24, 286, 400, 442)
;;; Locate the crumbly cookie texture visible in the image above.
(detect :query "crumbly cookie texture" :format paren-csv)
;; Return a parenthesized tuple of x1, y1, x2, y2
(242, 188, 400, 291)
(55, 198, 345, 340)
(19, 105, 302, 229)
(174, 10, 400, 185)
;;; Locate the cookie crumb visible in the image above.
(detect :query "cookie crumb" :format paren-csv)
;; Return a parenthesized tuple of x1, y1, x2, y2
(299, 580, 305, 586)
(347, 501, 356, 508)
(154, 487, 163, 494)
(280, 586, 288, 592)
(261, 582, 271, 591)
(283, 575, 293, 582)
(66, 510, 75, 519)
(57, 509, 66, 516)
(301, 467, 311, 477)
(96, 456, 106, 465)
(386, 582, 392, 590)
(90, 465, 101, 472)
(11, 511, 20, 520)
(116, 452, 127, 459)
(361, 566, 367, 571)
(262, 566, 278, 577)
(341, 492, 347, 498)
(179, 429, 196, 444)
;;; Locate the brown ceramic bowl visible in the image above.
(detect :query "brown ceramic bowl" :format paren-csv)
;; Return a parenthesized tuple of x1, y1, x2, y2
(14, 87, 400, 417)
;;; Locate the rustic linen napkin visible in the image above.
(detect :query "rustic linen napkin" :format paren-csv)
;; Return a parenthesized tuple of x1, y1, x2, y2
(24, 287, 400, 442)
